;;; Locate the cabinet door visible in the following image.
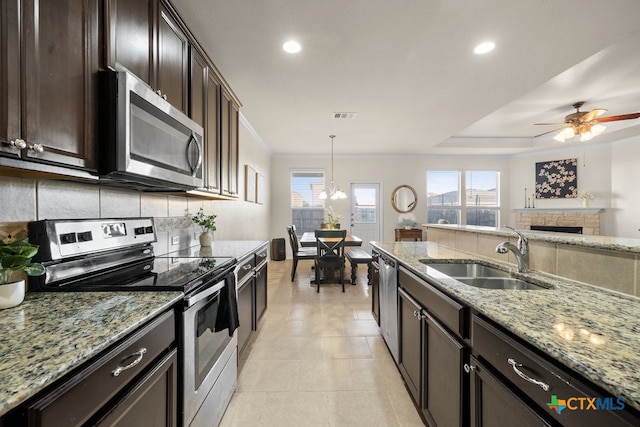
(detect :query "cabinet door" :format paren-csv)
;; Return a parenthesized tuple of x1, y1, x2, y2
(204, 70, 221, 193)
(237, 278, 254, 356)
(220, 88, 239, 197)
(469, 356, 552, 427)
(424, 313, 466, 427)
(105, 0, 153, 86)
(21, 0, 98, 170)
(190, 48, 207, 127)
(398, 287, 422, 404)
(96, 350, 178, 427)
(156, 0, 188, 113)
(0, 0, 21, 157)
(255, 262, 268, 326)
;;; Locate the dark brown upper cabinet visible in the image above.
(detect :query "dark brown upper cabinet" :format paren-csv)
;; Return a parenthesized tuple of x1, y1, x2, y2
(221, 87, 239, 198)
(0, 0, 98, 172)
(105, 0, 188, 113)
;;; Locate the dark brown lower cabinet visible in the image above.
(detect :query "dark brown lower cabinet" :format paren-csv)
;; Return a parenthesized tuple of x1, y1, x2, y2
(424, 313, 466, 427)
(96, 350, 177, 426)
(255, 261, 268, 325)
(237, 277, 254, 355)
(469, 356, 552, 427)
(26, 309, 177, 427)
(398, 287, 422, 404)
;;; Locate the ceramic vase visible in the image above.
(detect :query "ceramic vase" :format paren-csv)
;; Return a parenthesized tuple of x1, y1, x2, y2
(0, 280, 25, 309)
(582, 199, 590, 208)
(199, 231, 213, 247)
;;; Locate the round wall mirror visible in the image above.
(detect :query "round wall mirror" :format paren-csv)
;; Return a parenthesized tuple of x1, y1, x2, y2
(391, 185, 417, 213)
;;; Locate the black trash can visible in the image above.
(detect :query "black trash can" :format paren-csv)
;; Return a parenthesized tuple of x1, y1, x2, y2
(271, 238, 286, 261)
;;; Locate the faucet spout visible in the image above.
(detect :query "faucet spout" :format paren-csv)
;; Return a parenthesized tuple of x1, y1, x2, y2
(496, 226, 530, 273)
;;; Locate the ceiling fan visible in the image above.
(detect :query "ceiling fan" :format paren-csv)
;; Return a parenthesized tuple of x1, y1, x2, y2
(534, 101, 640, 142)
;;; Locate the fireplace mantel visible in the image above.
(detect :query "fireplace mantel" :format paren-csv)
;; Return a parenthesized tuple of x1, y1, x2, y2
(515, 208, 602, 235)
(513, 208, 604, 213)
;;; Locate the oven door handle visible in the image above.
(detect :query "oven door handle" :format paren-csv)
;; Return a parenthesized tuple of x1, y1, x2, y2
(185, 280, 226, 307)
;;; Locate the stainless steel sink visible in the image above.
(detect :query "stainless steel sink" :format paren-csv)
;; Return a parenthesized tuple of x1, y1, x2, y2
(455, 277, 548, 290)
(420, 261, 510, 278)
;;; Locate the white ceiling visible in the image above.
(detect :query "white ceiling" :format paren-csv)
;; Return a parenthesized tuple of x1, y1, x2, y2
(171, 0, 640, 156)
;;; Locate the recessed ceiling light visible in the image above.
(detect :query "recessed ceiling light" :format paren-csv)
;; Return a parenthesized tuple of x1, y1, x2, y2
(474, 41, 495, 55)
(282, 40, 302, 54)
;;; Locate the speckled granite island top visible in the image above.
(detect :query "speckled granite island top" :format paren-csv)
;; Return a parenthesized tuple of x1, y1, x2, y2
(372, 241, 640, 411)
(0, 291, 183, 417)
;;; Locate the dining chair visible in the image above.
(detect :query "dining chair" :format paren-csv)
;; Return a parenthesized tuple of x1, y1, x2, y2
(287, 225, 316, 281)
(314, 229, 347, 292)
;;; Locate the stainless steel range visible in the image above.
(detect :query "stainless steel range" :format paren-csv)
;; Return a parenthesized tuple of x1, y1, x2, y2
(27, 218, 239, 427)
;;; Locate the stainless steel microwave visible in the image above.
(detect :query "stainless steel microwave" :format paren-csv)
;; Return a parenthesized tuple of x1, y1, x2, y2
(98, 69, 204, 191)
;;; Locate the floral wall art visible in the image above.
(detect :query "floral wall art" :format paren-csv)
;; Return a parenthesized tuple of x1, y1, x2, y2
(535, 158, 578, 199)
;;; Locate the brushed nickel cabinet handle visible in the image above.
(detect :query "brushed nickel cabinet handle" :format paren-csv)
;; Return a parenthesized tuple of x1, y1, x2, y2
(464, 363, 476, 374)
(112, 348, 147, 377)
(507, 358, 550, 391)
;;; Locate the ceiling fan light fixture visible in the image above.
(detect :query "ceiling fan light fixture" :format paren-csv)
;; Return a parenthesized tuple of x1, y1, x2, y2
(554, 127, 575, 142)
(580, 124, 606, 142)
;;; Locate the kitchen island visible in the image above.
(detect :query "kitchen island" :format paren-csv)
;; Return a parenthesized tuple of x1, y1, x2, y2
(372, 240, 640, 417)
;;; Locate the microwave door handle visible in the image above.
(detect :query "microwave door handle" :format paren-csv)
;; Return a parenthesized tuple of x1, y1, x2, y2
(186, 133, 202, 177)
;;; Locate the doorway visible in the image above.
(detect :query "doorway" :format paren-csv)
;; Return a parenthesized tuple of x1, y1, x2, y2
(350, 182, 382, 251)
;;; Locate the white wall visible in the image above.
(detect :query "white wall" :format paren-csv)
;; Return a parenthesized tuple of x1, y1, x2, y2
(611, 136, 640, 237)
(271, 154, 511, 257)
(502, 137, 640, 238)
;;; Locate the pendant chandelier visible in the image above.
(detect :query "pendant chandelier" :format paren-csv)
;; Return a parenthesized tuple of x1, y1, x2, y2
(319, 135, 347, 200)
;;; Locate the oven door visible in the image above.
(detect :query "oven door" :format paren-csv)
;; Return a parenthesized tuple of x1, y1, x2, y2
(182, 277, 237, 425)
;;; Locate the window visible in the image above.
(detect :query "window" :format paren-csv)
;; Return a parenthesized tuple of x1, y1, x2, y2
(465, 171, 499, 227)
(291, 170, 325, 234)
(426, 170, 500, 226)
(426, 171, 460, 224)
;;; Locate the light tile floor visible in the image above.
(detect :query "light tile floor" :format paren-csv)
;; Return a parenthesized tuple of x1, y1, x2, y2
(220, 260, 425, 426)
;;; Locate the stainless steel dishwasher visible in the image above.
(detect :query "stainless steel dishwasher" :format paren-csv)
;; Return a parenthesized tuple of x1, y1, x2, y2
(379, 252, 399, 363)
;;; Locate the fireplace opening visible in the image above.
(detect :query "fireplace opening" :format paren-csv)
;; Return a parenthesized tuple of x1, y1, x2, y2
(530, 225, 583, 234)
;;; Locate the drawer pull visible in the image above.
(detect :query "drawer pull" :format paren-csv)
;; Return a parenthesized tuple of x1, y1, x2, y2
(507, 358, 550, 391)
(464, 363, 476, 373)
(112, 348, 147, 377)
(242, 264, 252, 271)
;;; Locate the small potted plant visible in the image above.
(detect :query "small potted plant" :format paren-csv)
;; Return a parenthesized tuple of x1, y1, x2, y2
(321, 206, 342, 230)
(192, 207, 217, 247)
(0, 237, 45, 309)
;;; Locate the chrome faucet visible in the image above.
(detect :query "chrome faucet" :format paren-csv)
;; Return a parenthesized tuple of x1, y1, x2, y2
(496, 226, 529, 273)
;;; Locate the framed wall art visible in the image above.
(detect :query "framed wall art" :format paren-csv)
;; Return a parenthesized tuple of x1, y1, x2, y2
(535, 158, 577, 199)
(256, 173, 265, 204)
(245, 165, 256, 202)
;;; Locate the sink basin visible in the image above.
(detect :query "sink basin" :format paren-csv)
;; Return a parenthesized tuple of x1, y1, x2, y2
(420, 262, 510, 278)
(455, 277, 548, 290)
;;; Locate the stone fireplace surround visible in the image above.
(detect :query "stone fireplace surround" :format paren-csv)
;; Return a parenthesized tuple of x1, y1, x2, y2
(514, 208, 602, 236)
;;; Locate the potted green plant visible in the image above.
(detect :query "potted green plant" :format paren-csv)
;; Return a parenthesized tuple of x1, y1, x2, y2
(0, 238, 45, 309)
(192, 207, 217, 247)
(321, 206, 342, 230)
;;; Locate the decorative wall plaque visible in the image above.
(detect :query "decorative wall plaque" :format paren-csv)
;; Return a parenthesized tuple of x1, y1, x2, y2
(535, 158, 577, 199)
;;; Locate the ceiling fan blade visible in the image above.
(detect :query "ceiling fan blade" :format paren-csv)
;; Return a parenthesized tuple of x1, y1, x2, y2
(594, 112, 640, 123)
(533, 122, 565, 126)
(579, 108, 607, 122)
(534, 127, 564, 138)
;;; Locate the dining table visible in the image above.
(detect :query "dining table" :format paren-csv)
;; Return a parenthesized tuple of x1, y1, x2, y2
(299, 231, 363, 248)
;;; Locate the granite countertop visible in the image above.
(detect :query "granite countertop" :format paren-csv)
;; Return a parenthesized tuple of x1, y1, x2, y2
(0, 291, 183, 418)
(423, 223, 640, 254)
(372, 241, 640, 411)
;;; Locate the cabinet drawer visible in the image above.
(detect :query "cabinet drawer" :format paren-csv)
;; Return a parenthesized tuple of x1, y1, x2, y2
(399, 267, 466, 338)
(255, 246, 268, 267)
(472, 315, 636, 427)
(236, 255, 255, 285)
(28, 310, 176, 427)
